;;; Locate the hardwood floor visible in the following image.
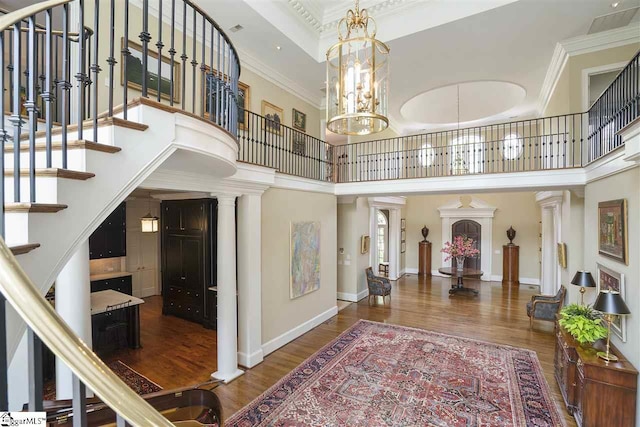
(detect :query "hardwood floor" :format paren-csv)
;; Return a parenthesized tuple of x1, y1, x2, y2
(106, 275, 575, 426)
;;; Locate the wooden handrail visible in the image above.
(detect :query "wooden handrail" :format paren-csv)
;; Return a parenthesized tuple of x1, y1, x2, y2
(0, 0, 72, 32)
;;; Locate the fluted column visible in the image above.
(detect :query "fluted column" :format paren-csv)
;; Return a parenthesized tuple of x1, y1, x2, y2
(55, 240, 92, 399)
(211, 194, 244, 383)
(237, 193, 264, 368)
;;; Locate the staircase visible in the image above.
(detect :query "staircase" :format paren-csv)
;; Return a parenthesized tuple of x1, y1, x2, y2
(0, 0, 241, 423)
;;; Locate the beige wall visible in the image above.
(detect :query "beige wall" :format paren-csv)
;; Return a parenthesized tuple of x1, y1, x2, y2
(261, 188, 337, 344)
(582, 167, 640, 424)
(544, 44, 640, 116)
(337, 197, 373, 299)
(405, 193, 541, 280)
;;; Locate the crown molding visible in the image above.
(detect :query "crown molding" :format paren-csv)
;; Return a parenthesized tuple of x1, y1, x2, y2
(537, 25, 640, 115)
(238, 49, 323, 110)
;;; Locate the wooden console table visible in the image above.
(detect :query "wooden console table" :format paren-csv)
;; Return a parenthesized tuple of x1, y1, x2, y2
(437, 267, 483, 296)
(554, 322, 637, 427)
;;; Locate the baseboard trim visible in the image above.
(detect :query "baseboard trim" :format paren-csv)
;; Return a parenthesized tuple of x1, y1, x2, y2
(405, 268, 418, 274)
(338, 288, 370, 302)
(262, 305, 338, 356)
(237, 349, 264, 369)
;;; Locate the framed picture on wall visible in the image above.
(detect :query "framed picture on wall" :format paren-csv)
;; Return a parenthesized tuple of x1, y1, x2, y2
(557, 242, 567, 268)
(361, 235, 370, 254)
(121, 38, 181, 103)
(598, 199, 628, 264)
(292, 108, 306, 132)
(202, 66, 250, 130)
(596, 263, 627, 342)
(262, 101, 283, 135)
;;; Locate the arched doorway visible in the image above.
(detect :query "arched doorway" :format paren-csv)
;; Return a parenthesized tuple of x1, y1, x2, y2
(452, 220, 481, 270)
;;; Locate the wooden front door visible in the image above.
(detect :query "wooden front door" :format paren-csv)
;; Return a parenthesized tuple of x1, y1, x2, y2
(452, 220, 481, 270)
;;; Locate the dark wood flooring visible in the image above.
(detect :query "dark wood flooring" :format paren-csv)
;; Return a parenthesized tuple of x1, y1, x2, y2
(106, 274, 575, 426)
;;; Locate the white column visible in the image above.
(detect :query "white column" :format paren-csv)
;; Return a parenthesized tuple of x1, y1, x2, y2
(369, 206, 377, 268)
(212, 194, 244, 383)
(55, 240, 92, 399)
(236, 193, 264, 368)
(389, 209, 400, 280)
(540, 207, 556, 295)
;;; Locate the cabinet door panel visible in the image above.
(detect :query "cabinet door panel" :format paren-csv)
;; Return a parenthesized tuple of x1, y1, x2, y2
(182, 237, 204, 291)
(163, 203, 182, 232)
(181, 201, 205, 232)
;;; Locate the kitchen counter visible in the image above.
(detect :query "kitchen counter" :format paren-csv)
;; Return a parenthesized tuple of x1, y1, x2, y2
(90, 271, 132, 281)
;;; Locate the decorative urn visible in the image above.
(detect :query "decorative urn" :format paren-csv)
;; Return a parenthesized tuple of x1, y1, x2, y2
(421, 226, 429, 242)
(507, 226, 516, 245)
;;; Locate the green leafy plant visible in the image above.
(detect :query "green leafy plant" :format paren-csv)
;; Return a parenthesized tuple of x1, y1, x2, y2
(558, 304, 607, 345)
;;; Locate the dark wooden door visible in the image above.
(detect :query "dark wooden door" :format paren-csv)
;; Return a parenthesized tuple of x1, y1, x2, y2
(452, 220, 481, 270)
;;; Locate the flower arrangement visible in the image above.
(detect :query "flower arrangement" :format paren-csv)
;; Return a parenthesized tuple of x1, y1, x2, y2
(441, 235, 479, 261)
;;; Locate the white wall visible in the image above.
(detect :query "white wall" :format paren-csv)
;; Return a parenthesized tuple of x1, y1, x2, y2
(337, 197, 371, 301)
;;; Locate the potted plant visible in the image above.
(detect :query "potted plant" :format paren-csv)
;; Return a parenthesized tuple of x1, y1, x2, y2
(558, 303, 607, 346)
(441, 235, 480, 271)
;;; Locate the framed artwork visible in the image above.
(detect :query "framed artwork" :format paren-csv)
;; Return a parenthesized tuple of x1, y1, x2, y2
(292, 134, 306, 155)
(361, 235, 370, 254)
(204, 71, 250, 130)
(262, 101, 283, 135)
(290, 222, 321, 299)
(121, 38, 180, 103)
(557, 242, 567, 268)
(596, 263, 627, 342)
(598, 199, 628, 264)
(401, 241, 406, 253)
(292, 108, 306, 132)
(401, 218, 406, 230)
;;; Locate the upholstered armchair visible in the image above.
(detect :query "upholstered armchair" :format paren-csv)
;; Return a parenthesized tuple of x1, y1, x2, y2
(526, 285, 566, 329)
(365, 267, 392, 305)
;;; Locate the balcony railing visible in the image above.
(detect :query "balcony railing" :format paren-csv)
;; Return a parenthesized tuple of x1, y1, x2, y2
(238, 50, 638, 183)
(586, 50, 639, 163)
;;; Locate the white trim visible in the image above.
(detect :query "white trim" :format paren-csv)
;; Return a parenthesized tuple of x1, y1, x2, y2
(404, 268, 418, 274)
(581, 61, 628, 111)
(211, 369, 244, 384)
(337, 288, 369, 302)
(237, 349, 264, 368)
(538, 25, 640, 114)
(272, 173, 335, 194)
(261, 306, 338, 356)
(584, 148, 638, 183)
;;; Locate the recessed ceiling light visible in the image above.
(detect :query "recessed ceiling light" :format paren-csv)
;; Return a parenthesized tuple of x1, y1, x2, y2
(611, 2, 620, 7)
(229, 24, 243, 33)
(276, 46, 282, 51)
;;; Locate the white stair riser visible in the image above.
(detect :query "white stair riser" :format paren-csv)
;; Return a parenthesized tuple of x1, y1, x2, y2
(4, 176, 61, 204)
(4, 149, 89, 172)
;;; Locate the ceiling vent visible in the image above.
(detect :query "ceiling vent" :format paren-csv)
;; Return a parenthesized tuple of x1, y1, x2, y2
(588, 7, 639, 34)
(229, 24, 244, 33)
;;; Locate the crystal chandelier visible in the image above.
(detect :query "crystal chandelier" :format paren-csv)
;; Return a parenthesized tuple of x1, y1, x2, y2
(326, 0, 390, 136)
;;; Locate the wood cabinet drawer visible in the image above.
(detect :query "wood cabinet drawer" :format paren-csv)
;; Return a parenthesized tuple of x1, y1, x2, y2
(91, 276, 132, 295)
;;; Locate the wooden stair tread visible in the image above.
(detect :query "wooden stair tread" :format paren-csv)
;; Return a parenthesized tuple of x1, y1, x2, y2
(3, 168, 95, 180)
(20, 117, 148, 141)
(4, 203, 68, 213)
(4, 139, 121, 154)
(9, 243, 40, 255)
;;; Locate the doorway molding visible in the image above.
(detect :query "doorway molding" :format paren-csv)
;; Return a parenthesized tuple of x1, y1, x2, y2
(438, 197, 496, 281)
(368, 197, 405, 280)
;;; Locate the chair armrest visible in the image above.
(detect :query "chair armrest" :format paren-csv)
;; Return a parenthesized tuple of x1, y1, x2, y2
(531, 299, 562, 314)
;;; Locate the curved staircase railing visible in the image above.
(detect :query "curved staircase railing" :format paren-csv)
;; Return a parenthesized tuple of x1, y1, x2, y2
(0, 0, 240, 422)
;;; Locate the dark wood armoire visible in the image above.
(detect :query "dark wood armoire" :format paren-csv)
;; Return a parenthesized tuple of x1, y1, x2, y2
(161, 199, 217, 328)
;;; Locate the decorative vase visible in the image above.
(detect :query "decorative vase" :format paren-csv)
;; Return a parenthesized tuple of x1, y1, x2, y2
(455, 256, 465, 271)
(507, 226, 516, 245)
(421, 225, 429, 242)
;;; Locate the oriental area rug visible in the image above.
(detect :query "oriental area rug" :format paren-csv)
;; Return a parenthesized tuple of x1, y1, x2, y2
(226, 320, 564, 427)
(43, 360, 162, 400)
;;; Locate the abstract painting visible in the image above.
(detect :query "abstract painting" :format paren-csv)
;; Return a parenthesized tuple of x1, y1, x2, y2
(290, 222, 321, 299)
(598, 199, 628, 264)
(596, 263, 627, 342)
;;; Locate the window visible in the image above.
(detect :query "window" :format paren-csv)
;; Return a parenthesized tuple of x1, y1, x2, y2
(503, 133, 522, 160)
(419, 143, 434, 167)
(450, 135, 484, 174)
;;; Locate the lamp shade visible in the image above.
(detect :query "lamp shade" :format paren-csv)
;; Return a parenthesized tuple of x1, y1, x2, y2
(571, 271, 596, 288)
(593, 290, 631, 315)
(141, 213, 159, 233)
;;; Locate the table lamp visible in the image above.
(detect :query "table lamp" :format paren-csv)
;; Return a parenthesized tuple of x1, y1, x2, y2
(592, 290, 631, 363)
(571, 271, 596, 305)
